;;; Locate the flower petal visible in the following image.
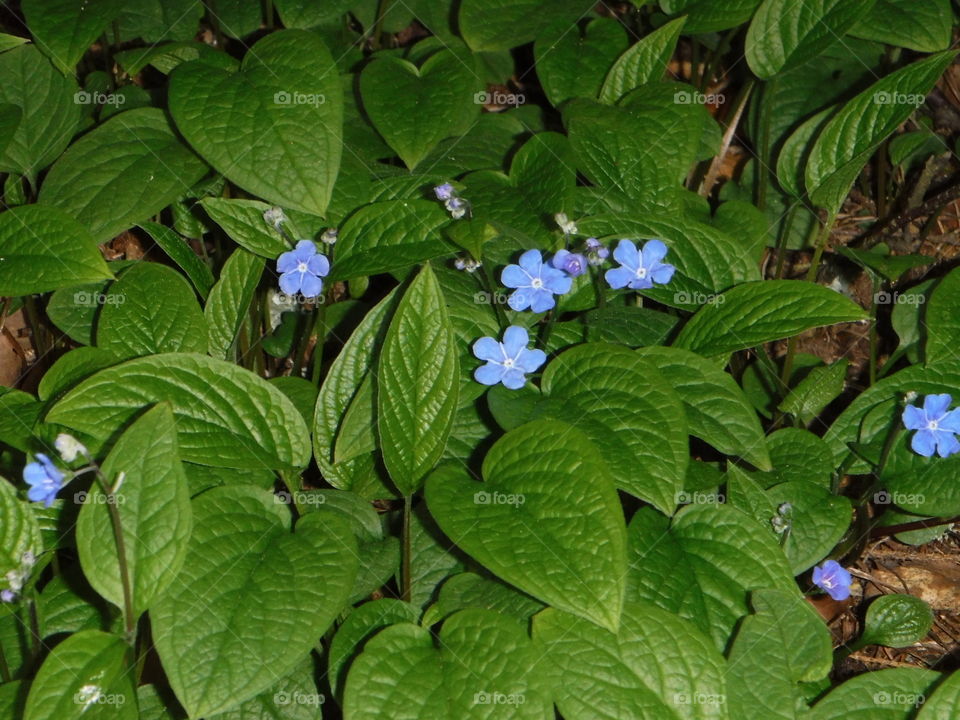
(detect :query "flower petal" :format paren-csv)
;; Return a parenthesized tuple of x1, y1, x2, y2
(641, 239, 668, 265)
(650, 262, 676, 285)
(515, 347, 546, 373)
(501, 326, 529, 357)
(541, 267, 572, 295)
(628, 276, 654, 291)
(500, 368, 527, 390)
(22, 463, 46, 487)
(507, 289, 532, 312)
(276, 250, 299, 273)
(474, 363, 504, 386)
(279, 271, 302, 295)
(473, 337, 504, 363)
(612, 239, 639, 270)
(501, 264, 530, 289)
(911, 428, 937, 457)
(293, 239, 318, 259)
(529, 289, 556, 313)
(551, 249, 571, 270)
(902, 405, 927, 430)
(300, 273, 323, 298)
(938, 408, 960, 433)
(605, 266, 634, 290)
(307, 253, 330, 277)
(517, 249, 543, 274)
(923, 393, 952, 419)
(936, 430, 960, 458)
(27, 484, 48, 503)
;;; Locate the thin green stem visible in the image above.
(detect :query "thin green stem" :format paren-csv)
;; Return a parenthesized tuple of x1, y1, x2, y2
(538, 310, 558, 352)
(372, 0, 395, 49)
(0, 637, 10, 683)
(805, 211, 838, 283)
(264, 0, 274, 29)
(311, 295, 328, 387)
(756, 78, 777, 212)
(93, 468, 136, 645)
(479, 264, 508, 330)
(773, 203, 798, 279)
(401, 495, 412, 603)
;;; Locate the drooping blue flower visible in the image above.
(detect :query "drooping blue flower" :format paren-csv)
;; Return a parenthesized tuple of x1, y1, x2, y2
(501, 249, 572, 312)
(23, 453, 64, 507)
(445, 196, 468, 219)
(0, 590, 14, 603)
(902, 394, 960, 458)
(472, 326, 546, 390)
(434, 183, 455, 201)
(812, 560, 852, 601)
(585, 237, 609, 265)
(276, 240, 330, 298)
(605, 239, 676, 290)
(552, 250, 587, 277)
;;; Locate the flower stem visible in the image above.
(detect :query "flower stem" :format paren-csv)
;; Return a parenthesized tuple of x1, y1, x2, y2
(0, 637, 10, 683)
(401, 495, 412, 603)
(479, 264, 508, 330)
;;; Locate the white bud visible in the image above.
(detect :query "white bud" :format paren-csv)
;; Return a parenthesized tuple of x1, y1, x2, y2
(554, 212, 578, 236)
(54, 433, 87, 463)
(321, 228, 338, 244)
(263, 207, 287, 229)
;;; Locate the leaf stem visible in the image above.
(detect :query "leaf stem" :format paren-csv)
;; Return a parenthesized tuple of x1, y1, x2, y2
(0, 637, 10, 683)
(94, 468, 136, 645)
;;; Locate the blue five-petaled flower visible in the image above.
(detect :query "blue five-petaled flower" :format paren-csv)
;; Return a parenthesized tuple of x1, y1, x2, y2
(812, 560, 852, 601)
(472, 326, 547, 390)
(502, 249, 572, 313)
(605, 239, 676, 291)
(23, 453, 64, 507)
(276, 240, 330, 298)
(902, 394, 960, 458)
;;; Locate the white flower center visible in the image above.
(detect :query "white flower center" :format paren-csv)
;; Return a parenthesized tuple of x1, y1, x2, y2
(502, 357, 515, 368)
(530, 278, 543, 289)
(297, 261, 309, 273)
(928, 419, 939, 431)
(822, 576, 835, 588)
(635, 266, 648, 279)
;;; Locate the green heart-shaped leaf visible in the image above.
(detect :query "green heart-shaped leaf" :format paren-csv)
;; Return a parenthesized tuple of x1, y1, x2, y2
(169, 30, 342, 215)
(151, 486, 357, 717)
(426, 419, 627, 632)
(360, 50, 479, 170)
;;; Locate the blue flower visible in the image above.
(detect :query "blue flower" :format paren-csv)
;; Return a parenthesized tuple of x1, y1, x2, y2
(812, 560, 852, 601)
(552, 250, 587, 277)
(0, 590, 14, 603)
(585, 237, 609, 265)
(472, 326, 546, 390)
(902, 394, 960, 458)
(604, 239, 676, 290)
(434, 183, 455, 201)
(276, 240, 329, 298)
(501, 249, 572, 312)
(23, 453, 64, 507)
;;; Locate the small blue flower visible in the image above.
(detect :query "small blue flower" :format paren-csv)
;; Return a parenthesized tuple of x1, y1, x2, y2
(585, 237, 609, 265)
(812, 560, 852, 601)
(902, 394, 960, 458)
(472, 326, 546, 390)
(434, 183, 455, 201)
(552, 250, 587, 278)
(276, 240, 329, 298)
(23, 453, 64, 507)
(605, 239, 676, 290)
(0, 590, 14, 603)
(445, 196, 468, 219)
(501, 249, 572, 313)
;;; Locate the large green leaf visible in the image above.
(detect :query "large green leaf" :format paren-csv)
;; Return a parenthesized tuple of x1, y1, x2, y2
(151, 486, 357, 718)
(861, 594, 933, 648)
(0, 204, 112, 295)
(673, 280, 867, 356)
(726, 589, 832, 720)
(138, 221, 215, 299)
(807, 668, 940, 719)
(636, 346, 770, 470)
(198, 198, 290, 258)
(204, 248, 264, 360)
(344, 609, 552, 718)
(359, 50, 479, 170)
(627, 504, 798, 649)
(39, 108, 209, 243)
(850, 0, 953, 52)
(118, 0, 202, 42)
(923, 266, 960, 366)
(313, 291, 398, 498)
(599, 16, 686, 103)
(97, 262, 207, 357)
(459, 0, 588, 51)
(746, 0, 875, 78)
(169, 30, 342, 215)
(378, 265, 459, 494)
(0, 45, 79, 181)
(535, 18, 629, 107)
(22, 0, 123, 74)
(917, 668, 960, 719)
(425, 420, 628, 632)
(76, 404, 192, 618)
(47, 353, 311, 470)
(541, 343, 688, 513)
(660, 0, 763, 33)
(534, 602, 728, 720)
(23, 630, 135, 720)
(766, 481, 851, 574)
(806, 51, 956, 213)
(778, 359, 848, 426)
(330, 200, 452, 281)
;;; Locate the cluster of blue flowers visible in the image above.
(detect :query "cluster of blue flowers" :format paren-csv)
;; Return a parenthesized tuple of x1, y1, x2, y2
(902, 394, 960, 458)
